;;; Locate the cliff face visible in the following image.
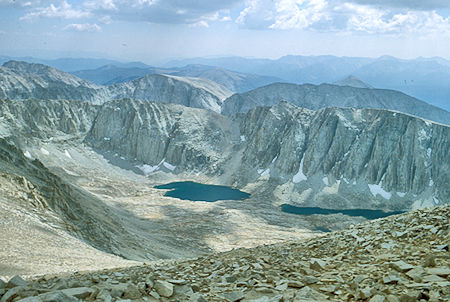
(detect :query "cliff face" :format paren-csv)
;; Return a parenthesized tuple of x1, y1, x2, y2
(235, 103, 448, 209)
(1, 98, 448, 211)
(222, 83, 450, 125)
(83, 100, 448, 210)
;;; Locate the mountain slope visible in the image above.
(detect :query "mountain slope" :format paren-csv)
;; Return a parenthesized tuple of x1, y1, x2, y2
(0, 61, 109, 104)
(109, 74, 232, 112)
(0, 61, 232, 112)
(4, 204, 447, 301)
(222, 82, 450, 125)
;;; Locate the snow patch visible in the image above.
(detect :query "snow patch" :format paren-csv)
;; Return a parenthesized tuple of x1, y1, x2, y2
(64, 150, 72, 159)
(138, 164, 160, 175)
(368, 183, 392, 199)
(260, 168, 270, 176)
(293, 155, 307, 183)
(396, 192, 406, 197)
(322, 177, 329, 186)
(433, 197, 439, 205)
(240, 135, 246, 142)
(114, 107, 121, 111)
(429, 179, 434, 187)
(104, 137, 111, 141)
(418, 128, 429, 141)
(393, 113, 397, 117)
(427, 148, 432, 158)
(343, 178, 349, 184)
(120, 156, 126, 160)
(40, 148, 49, 155)
(257, 169, 264, 174)
(24, 151, 32, 159)
(271, 156, 278, 164)
(163, 161, 176, 171)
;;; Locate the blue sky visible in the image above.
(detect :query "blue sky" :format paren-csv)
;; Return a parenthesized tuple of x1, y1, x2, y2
(0, 0, 449, 64)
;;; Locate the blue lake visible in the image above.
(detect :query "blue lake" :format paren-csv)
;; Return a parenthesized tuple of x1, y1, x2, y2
(281, 204, 405, 220)
(154, 181, 250, 202)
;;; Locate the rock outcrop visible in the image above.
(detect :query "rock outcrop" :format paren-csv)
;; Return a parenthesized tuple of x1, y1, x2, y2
(222, 83, 450, 125)
(1, 204, 448, 301)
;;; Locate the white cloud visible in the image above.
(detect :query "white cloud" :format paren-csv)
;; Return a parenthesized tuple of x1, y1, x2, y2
(63, 23, 101, 32)
(0, 0, 46, 7)
(20, 1, 91, 20)
(269, 0, 329, 30)
(236, 0, 450, 36)
(345, 0, 450, 10)
(82, 0, 240, 25)
(236, 0, 276, 29)
(339, 2, 450, 35)
(189, 20, 209, 28)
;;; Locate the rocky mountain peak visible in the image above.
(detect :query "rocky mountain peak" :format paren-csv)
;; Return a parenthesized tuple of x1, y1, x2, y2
(2, 60, 55, 74)
(334, 75, 373, 89)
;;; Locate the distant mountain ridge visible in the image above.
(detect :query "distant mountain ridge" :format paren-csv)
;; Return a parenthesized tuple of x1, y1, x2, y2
(0, 61, 231, 112)
(222, 82, 450, 125)
(1, 60, 449, 124)
(167, 55, 450, 111)
(72, 63, 282, 93)
(334, 75, 372, 89)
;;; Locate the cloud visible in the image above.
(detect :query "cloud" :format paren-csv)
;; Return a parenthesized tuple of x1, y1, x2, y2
(344, 1, 450, 10)
(189, 20, 209, 28)
(20, 1, 91, 20)
(63, 23, 101, 32)
(236, 0, 450, 35)
(0, 0, 45, 7)
(83, 0, 241, 25)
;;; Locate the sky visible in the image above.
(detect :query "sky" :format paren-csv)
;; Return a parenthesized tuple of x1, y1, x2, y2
(0, 0, 449, 64)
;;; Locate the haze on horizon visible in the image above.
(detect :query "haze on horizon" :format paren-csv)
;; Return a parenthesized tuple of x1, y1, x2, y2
(0, 0, 450, 65)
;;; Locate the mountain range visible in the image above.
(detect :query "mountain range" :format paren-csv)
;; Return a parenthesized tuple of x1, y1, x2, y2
(1, 60, 449, 125)
(0, 61, 230, 112)
(167, 55, 450, 110)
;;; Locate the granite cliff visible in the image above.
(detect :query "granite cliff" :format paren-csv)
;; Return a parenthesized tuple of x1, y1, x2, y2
(2, 98, 447, 212)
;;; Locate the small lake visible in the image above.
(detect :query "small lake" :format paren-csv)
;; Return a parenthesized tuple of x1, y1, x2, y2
(154, 181, 250, 202)
(281, 204, 405, 220)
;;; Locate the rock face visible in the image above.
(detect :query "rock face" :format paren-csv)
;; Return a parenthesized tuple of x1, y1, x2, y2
(0, 61, 232, 112)
(221, 82, 450, 125)
(85, 100, 449, 210)
(1, 204, 448, 301)
(1, 98, 448, 210)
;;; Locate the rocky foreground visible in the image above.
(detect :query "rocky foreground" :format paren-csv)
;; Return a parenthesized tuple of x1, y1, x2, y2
(1, 205, 449, 302)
